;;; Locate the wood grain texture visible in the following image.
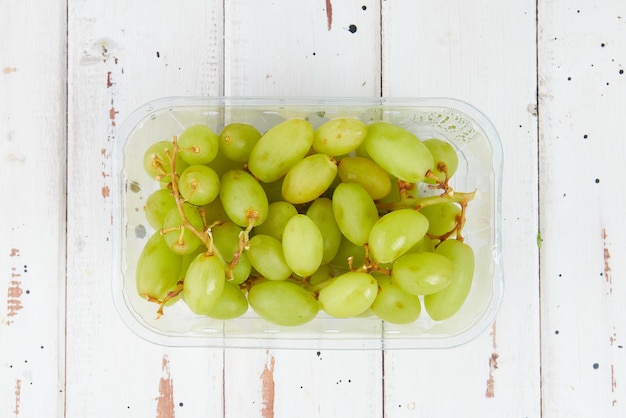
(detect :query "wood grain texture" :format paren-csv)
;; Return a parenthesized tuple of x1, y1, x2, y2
(0, 1, 67, 417)
(538, 1, 626, 416)
(65, 1, 224, 417)
(381, 1, 541, 416)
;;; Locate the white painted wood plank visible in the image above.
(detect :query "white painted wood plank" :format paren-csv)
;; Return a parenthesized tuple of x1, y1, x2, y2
(538, 2, 626, 416)
(66, 1, 224, 417)
(222, 1, 383, 417)
(381, 1, 540, 416)
(0, 2, 66, 417)
(225, 0, 380, 97)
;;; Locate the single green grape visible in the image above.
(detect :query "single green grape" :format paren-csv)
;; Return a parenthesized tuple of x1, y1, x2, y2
(337, 156, 392, 200)
(424, 239, 475, 321)
(143, 140, 188, 184)
(144, 188, 177, 230)
(312, 117, 367, 156)
(282, 214, 324, 277)
(210, 221, 251, 284)
(252, 201, 298, 241)
(368, 209, 429, 263)
(204, 281, 249, 320)
(219, 169, 269, 228)
(202, 197, 229, 224)
(423, 138, 459, 182)
(248, 119, 314, 182)
(261, 177, 285, 204)
(332, 182, 379, 246)
(246, 234, 293, 281)
(307, 263, 335, 287)
(318, 271, 378, 318)
(182, 252, 226, 315)
(248, 280, 319, 326)
(370, 274, 421, 324)
(162, 203, 205, 255)
(419, 203, 461, 236)
(205, 148, 243, 178)
(177, 124, 219, 165)
(219, 122, 262, 163)
(281, 153, 337, 204)
(392, 252, 454, 295)
(136, 232, 183, 302)
(178, 164, 220, 206)
(306, 198, 342, 264)
(364, 121, 434, 183)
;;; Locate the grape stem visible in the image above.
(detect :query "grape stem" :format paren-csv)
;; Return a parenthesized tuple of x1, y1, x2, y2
(376, 189, 476, 212)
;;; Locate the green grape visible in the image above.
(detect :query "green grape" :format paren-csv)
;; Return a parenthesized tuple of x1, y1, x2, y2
(177, 124, 219, 165)
(248, 280, 319, 326)
(261, 177, 285, 204)
(204, 282, 249, 320)
(282, 214, 324, 277)
(219, 122, 261, 163)
(392, 252, 454, 295)
(246, 235, 293, 281)
(178, 164, 220, 206)
(424, 239, 475, 321)
(318, 271, 378, 318)
(219, 169, 269, 228)
(377, 176, 402, 204)
(143, 140, 188, 184)
(364, 121, 434, 183)
(419, 203, 461, 236)
(337, 157, 392, 200)
(368, 209, 429, 263)
(136, 232, 183, 302)
(281, 153, 337, 204)
(329, 235, 366, 270)
(370, 274, 421, 324)
(423, 138, 459, 182)
(332, 182, 379, 246)
(248, 119, 314, 182)
(312, 117, 367, 156)
(308, 263, 335, 287)
(205, 148, 243, 178)
(408, 236, 436, 253)
(306, 198, 342, 264)
(202, 197, 229, 224)
(162, 203, 205, 255)
(210, 221, 251, 284)
(252, 201, 298, 241)
(144, 188, 177, 230)
(182, 252, 226, 315)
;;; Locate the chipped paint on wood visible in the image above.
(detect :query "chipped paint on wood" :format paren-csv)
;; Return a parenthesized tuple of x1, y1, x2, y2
(602, 228, 612, 294)
(6, 279, 23, 325)
(3, 67, 17, 74)
(156, 355, 175, 418)
(261, 351, 275, 418)
(485, 321, 498, 398)
(14, 379, 21, 416)
(325, 0, 333, 30)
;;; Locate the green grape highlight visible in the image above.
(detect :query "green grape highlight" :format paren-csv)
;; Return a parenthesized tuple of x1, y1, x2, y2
(177, 124, 219, 165)
(181, 252, 226, 315)
(368, 209, 429, 263)
(370, 274, 421, 324)
(364, 121, 434, 183)
(219, 123, 261, 163)
(281, 153, 337, 204)
(248, 119, 314, 182)
(248, 280, 319, 326)
(282, 214, 324, 277)
(219, 169, 269, 228)
(312, 118, 367, 156)
(424, 239, 475, 321)
(392, 252, 454, 295)
(337, 156, 392, 200)
(178, 164, 220, 206)
(318, 271, 378, 318)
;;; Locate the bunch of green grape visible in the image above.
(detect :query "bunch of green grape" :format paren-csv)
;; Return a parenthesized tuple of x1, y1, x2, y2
(136, 116, 477, 326)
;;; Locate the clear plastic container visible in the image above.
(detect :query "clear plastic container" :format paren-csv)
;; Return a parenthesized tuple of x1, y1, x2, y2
(112, 97, 503, 349)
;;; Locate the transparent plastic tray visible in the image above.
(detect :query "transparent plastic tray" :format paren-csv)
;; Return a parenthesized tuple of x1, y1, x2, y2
(112, 97, 503, 349)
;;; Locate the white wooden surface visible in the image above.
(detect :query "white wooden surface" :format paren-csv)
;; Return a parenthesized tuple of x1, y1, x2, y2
(1, 1, 624, 417)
